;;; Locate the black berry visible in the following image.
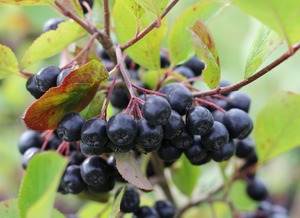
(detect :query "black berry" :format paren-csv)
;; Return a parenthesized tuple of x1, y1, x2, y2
(56, 68, 73, 86)
(235, 137, 255, 159)
(227, 91, 251, 113)
(171, 127, 193, 149)
(162, 110, 184, 140)
(184, 136, 210, 165)
(211, 140, 235, 162)
(133, 206, 160, 218)
(43, 18, 64, 32)
(18, 130, 43, 154)
(173, 66, 195, 79)
(120, 187, 140, 213)
(154, 200, 175, 218)
(79, 0, 94, 14)
(246, 179, 268, 201)
(60, 165, 86, 194)
(34, 66, 61, 92)
(26, 75, 45, 99)
(157, 140, 182, 162)
(183, 55, 205, 76)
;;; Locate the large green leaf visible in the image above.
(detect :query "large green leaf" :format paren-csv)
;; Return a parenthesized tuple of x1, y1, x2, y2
(244, 25, 282, 78)
(80, 90, 106, 120)
(115, 151, 153, 191)
(56, 0, 84, 17)
(20, 21, 87, 69)
(168, 0, 227, 66)
(109, 186, 125, 218)
(190, 20, 220, 89)
(0, 199, 20, 218)
(231, 0, 300, 48)
(0, 44, 20, 79)
(23, 60, 108, 131)
(0, 0, 53, 5)
(171, 155, 200, 197)
(135, 0, 169, 20)
(113, 0, 167, 70)
(254, 91, 300, 164)
(18, 152, 68, 218)
(77, 202, 111, 218)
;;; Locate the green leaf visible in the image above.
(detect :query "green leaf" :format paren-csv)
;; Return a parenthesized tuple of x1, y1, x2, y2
(23, 60, 108, 131)
(0, 199, 20, 218)
(0, 0, 53, 5)
(56, 0, 84, 18)
(115, 151, 153, 191)
(171, 155, 200, 197)
(254, 91, 300, 164)
(244, 25, 282, 78)
(231, 0, 300, 48)
(77, 202, 111, 218)
(135, 0, 169, 19)
(52, 209, 66, 218)
(121, 0, 145, 19)
(168, 0, 227, 66)
(109, 186, 125, 218)
(0, 44, 20, 79)
(190, 20, 220, 89)
(20, 21, 87, 69)
(80, 90, 106, 120)
(18, 152, 68, 218)
(113, 0, 167, 70)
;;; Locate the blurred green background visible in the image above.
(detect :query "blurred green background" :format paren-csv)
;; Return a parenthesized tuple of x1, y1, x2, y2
(0, 0, 300, 217)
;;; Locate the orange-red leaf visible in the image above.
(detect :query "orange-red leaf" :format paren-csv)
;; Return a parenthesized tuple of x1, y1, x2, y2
(23, 60, 108, 131)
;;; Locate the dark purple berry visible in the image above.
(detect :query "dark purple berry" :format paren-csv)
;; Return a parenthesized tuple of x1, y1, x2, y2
(57, 112, 85, 142)
(186, 106, 214, 136)
(106, 113, 137, 146)
(26, 75, 45, 99)
(173, 66, 195, 79)
(184, 136, 210, 165)
(162, 110, 184, 140)
(160, 52, 170, 68)
(60, 165, 86, 194)
(246, 179, 268, 201)
(201, 121, 229, 151)
(222, 108, 253, 139)
(211, 140, 235, 162)
(125, 56, 140, 70)
(183, 55, 205, 76)
(120, 187, 140, 213)
(142, 96, 172, 125)
(235, 137, 255, 158)
(80, 156, 113, 186)
(56, 68, 73, 86)
(80, 141, 110, 156)
(34, 66, 61, 92)
(227, 91, 251, 113)
(171, 127, 193, 149)
(154, 200, 175, 218)
(135, 119, 163, 153)
(81, 118, 108, 148)
(69, 151, 86, 165)
(87, 176, 115, 193)
(157, 140, 182, 162)
(133, 206, 160, 218)
(110, 86, 130, 109)
(18, 130, 43, 154)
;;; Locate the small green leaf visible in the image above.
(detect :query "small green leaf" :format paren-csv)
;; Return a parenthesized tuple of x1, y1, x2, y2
(244, 25, 282, 78)
(231, 0, 300, 48)
(113, 0, 167, 70)
(109, 186, 125, 218)
(20, 21, 87, 69)
(0, 0, 53, 5)
(171, 155, 200, 197)
(190, 20, 220, 89)
(254, 91, 300, 164)
(135, 0, 169, 19)
(23, 60, 108, 131)
(77, 202, 111, 218)
(115, 151, 153, 191)
(56, 0, 84, 17)
(18, 152, 68, 218)
(80, 90, 106, 120)
(168, 0, 227, 66)
(0, 199, 20, 218)
(0, 44, 20, 79)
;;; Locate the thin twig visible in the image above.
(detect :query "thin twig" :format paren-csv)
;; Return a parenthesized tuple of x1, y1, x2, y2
(120, 0, 179, 51)
(193, 42, 300, 97)
(103, 0, 110, 37)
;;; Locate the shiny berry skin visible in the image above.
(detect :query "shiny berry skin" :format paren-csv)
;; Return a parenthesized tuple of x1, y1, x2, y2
(142, 96, 172, 125)
(157, 140, 182, 162)
(235, 137, 255, 158)
(162, 83, 193, 115)
(211, 140, 235, 162)
(120, 187, 140, 213)
(171, 127, 193, 149)
(26, 75, 45, 99)
(183, 55, 205, 76)
(162, 110, 184, 140)
(173, 66, 195, 79)
(60, 165, 86, 194)
(246, 179, 268, 201)
(154, 200, 175, 218)
(227, 91, 251, 113)
(87, 176, 115, 193)
(34, 66, 61, 92)
(81, 118, 108, 148)
(222, 108, 253, 139)
(106, 113, 137, 146)
(212, 110, 225, 122)
(79, 0, 94, 14)
(18, 130, 43, 154)
(135, 119, 163, 153)
(56, 68, 73, 86)
(21, 147, 41, 169)
(80, 141, 108, 155)
(133, 206, 160, 218)
(80, 156, 113, 186)
(201, 121, 229, 151)
(57, 112, 85, 142)
(69, 151, 86, 165)
(43, 18, 64, 32)
(184, 136, 210, 165)
(186, 106, 214, 136)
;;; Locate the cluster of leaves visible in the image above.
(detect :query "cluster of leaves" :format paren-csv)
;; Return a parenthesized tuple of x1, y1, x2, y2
(1, 0, 300, 217)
